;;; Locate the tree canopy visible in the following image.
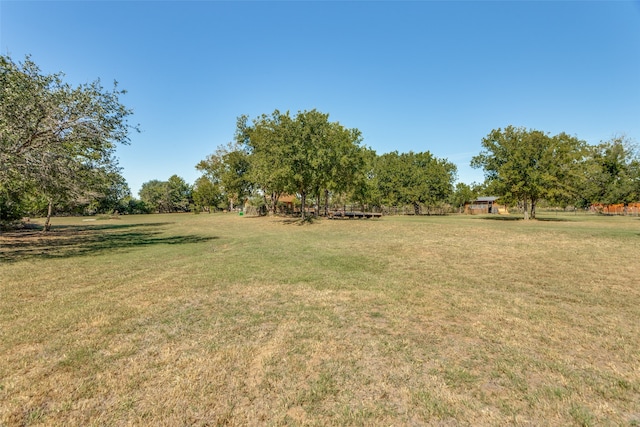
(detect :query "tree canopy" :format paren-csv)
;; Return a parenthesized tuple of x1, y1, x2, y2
(8, 57, 637, 225)
(374, 151, 457, 214)
(228, 109, 366, 219)
(578, 136, 640, 207)
(196, 110, 458, 219)
(471, 126, 586, 219)
(139, 175, 192, 213)
(196, 140, 251, 211)
(191, 176, 223, 212)
(0, 54, 136, 229)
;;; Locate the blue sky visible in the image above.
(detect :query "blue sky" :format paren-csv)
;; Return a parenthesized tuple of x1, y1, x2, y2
(2, 1, 639, 196)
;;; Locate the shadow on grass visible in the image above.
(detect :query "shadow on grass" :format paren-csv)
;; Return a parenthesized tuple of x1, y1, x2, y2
(473, 216, 523, 221)
(477, 216, 576, 222)
(280, 217, 317, 225)
(49, 221, 176, 231)
(474, 215, 577, 222)
(0, 222, 217, 263)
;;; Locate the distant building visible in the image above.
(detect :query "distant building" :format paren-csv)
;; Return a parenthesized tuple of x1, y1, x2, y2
(278, 194, 297, 213)
(465, 196, 508, 214)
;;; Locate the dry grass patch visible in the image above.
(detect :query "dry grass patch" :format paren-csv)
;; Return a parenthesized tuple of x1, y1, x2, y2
(1, 213, 639, 425)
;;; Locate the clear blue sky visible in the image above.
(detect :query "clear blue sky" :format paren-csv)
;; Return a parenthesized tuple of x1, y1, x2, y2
(2, 1, 639, 196)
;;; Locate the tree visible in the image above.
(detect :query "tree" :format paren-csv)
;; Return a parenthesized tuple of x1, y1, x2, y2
(349, 147, 381, 209)
(227, 109, 365, 220)
(137, 176, 192, 213)
(196, 140, 251, 211)
(167, 174, 192, 212)
(578, 136, 640, 207)
(284, 109, 331, 220)
(0, 54, 136, 230)
(139, 180, 170, 213)
(314, 122, 365, 216)
(120, 196, 151, 215)
(235, 112, 291, 215)
(192, 176, 222, 212)
(0, 185, 28, 223)
(450, 182, 477, 213)
(85, 169, 131, 214)
(374, 151, 457, 214)
(471, 126, 585, 219)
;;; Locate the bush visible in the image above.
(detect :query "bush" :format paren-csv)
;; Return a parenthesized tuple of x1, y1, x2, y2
(0, 192, 25, 224)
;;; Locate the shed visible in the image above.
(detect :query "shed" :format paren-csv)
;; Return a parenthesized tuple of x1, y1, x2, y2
(277, 194, 297, 213)
(465, 196, 508, 214)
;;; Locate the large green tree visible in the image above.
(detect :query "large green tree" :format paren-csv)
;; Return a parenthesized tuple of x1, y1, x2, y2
(349, 147, 381, 209)
(374, 151, 457, 214)
(138, 175, 191, 213)
(471, 126, 585, 219)
(234, 111, 292, 214)
(196, 140, 251, 211)
(84, 168, 131, 215)
(0, 55, 136, 230)
(314, 121, 365, 216)
(449, 182, 479, 213)
(578, 136, 640, 206)
(227, 109, 365, 219)
(167, 174, 192, 212)
(192, 176, 222, 212)
(139, 179, 171, 213)
(283, 109, 331, 220)
(285, 110, 366, 218)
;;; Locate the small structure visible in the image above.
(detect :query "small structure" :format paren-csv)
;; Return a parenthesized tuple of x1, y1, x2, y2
(465, 196, 508, 215)
(278, 194, 297, 214)
(277, 194, 316, 216)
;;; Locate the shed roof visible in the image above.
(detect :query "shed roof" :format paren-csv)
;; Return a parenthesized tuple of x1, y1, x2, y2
(279, 194, 297, 203)
(474, 196, 500, 203)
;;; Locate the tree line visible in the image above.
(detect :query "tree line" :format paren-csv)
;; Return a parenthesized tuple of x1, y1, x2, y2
(3, 54, 639, 229)
(137, 110, 460, 218)
(471, 126, 640, 219)
(191, 110, 457, 220)
(103, 127, 640, 220)
(190, 120, 640, 221)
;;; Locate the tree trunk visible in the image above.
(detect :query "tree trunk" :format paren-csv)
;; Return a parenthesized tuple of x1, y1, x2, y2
(413, 201, 420, 216)
(271, 192, 279, 215)
(531, 199, 536, 219)
(43, 198, 53, 232)
(300, 191, 306, 221)
(324, 189, 329, 217)
(269, 193, 274, 215)
(264, 193, 278, 216)
(263, 194, 271, 215)
(523, 198, 529, 220)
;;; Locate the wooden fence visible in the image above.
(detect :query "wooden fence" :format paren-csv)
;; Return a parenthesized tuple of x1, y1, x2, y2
(590, 203, 640, 215)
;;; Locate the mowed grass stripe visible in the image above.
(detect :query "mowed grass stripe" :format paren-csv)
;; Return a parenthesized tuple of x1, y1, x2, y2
(1, 213, 638, 425)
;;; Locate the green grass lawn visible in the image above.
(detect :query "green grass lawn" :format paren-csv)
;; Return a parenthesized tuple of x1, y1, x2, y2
(1, 212, 639, 426)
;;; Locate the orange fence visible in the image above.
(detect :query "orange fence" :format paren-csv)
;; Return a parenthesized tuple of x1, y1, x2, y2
(591, 203, 640, 215)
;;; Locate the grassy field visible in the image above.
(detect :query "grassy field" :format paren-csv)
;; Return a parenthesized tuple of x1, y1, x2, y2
(1, 212, 639, 426)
